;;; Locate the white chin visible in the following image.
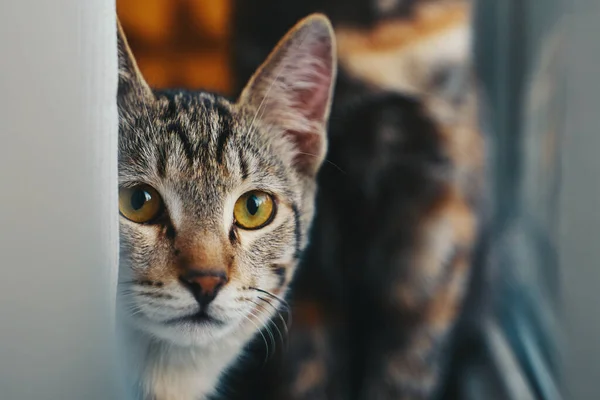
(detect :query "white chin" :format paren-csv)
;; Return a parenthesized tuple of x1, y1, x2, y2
(136, 316, 236, 347)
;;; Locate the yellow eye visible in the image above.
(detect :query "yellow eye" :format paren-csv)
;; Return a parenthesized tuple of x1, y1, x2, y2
(234, 191, 276, 230)
(119, 184, 163, 223)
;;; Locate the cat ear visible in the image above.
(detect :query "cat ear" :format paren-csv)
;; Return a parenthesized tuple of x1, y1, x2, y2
(117, 18, 153, 103)
(238, 14, 337, 177)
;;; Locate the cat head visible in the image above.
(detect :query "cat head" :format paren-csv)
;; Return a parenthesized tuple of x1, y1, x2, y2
(116, 15, 336, 346)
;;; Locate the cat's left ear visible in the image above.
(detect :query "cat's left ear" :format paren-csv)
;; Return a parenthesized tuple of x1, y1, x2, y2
(117, 18, 153, 104)
(238, 14, 337, 177)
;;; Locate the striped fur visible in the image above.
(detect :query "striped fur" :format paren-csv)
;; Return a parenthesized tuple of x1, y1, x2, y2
(229, 1, 483, 399)
(116, 15, 336, 400)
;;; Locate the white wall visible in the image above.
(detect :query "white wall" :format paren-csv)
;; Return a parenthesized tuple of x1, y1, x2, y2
(0, 1, 124, 399)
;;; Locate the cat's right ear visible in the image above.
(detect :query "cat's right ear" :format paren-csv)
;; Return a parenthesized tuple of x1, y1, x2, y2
(117, 18, 153, 103)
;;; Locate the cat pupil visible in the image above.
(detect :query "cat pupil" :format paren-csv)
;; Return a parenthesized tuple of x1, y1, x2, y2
(246, 195, 260, 215)
(131, 189, 150, 211)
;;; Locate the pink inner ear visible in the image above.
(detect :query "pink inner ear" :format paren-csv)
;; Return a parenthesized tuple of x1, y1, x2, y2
(291, 42, 334, 122)
(279, 38, 333, 175)
(284, 130, 323, 175)
(299, 78, 332, 121)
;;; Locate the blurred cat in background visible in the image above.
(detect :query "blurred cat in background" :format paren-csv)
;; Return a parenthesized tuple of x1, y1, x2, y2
(226, 1, 485, 399)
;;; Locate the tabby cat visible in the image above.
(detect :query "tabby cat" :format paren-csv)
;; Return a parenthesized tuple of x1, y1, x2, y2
(115, 14, 337, 400)
(227, 1, 484, 399)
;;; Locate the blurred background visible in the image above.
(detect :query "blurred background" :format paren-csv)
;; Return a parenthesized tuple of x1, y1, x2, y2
(117, 0, 232, 94)
(116, 1, 589, 399)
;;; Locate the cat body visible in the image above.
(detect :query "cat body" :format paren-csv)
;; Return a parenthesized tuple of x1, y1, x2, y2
(116, 14, 337, 400)
(230, 1, 484, 399)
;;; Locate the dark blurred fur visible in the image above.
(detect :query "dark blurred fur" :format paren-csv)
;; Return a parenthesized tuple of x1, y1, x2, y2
(222, 1, 485, 399)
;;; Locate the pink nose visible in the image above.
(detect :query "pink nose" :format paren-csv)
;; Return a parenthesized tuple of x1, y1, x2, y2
(179, 271, 228, 307)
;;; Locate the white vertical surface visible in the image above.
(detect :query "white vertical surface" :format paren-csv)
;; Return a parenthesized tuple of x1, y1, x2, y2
(0, 1, 123, 399)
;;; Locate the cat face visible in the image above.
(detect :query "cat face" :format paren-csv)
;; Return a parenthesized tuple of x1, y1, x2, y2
(116, 15, 336, 346)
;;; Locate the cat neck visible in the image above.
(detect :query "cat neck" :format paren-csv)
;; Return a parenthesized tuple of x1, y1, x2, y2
(119, 322, 256, 400)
